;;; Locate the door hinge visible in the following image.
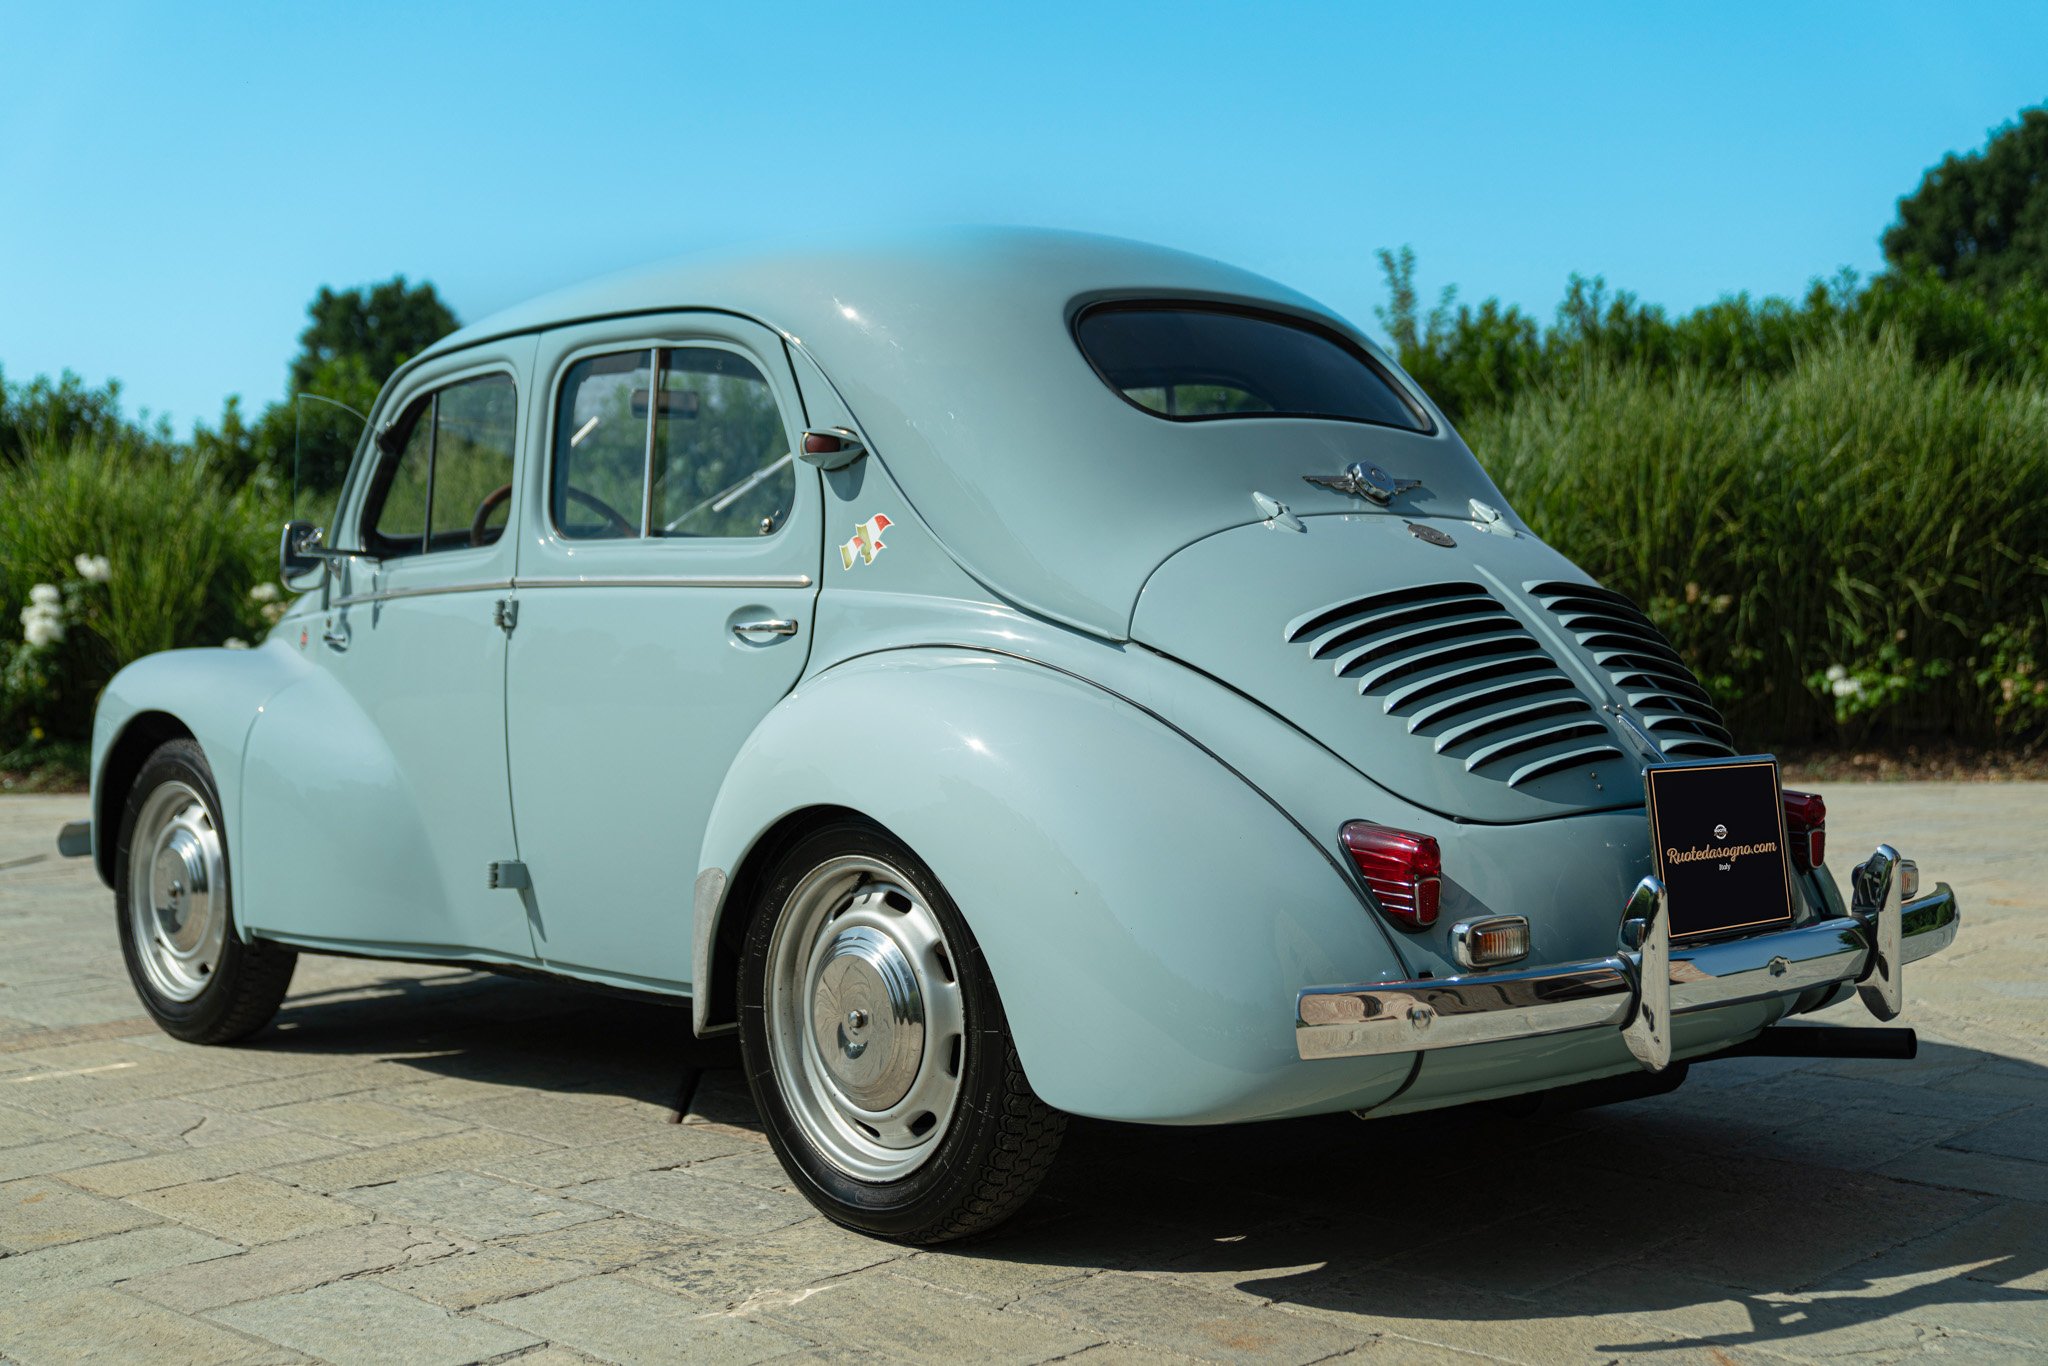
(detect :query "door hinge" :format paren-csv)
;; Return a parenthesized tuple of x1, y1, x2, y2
(494, 598, 518, 633)
(488, 859, 530, 890)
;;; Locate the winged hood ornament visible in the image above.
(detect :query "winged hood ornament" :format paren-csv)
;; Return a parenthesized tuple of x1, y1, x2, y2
(1303, 461, 1421, 505)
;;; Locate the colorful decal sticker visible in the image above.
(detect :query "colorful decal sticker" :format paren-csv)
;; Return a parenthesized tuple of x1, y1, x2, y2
(839, 513, 893, 570)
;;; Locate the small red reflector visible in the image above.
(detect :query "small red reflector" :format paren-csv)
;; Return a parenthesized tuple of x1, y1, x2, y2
(1339, 821, 1442, 930)
(803, 432, 846, 455)
(1783, 790, 1826, 871)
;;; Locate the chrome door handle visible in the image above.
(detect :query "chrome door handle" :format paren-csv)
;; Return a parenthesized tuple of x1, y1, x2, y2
(322, 620, 350, 652)
(731, 618, 799, 640)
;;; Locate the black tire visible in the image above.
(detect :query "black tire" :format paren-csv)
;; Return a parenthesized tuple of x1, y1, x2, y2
(114, 738, 296, 1043)
(738, 818, 1064, 1243)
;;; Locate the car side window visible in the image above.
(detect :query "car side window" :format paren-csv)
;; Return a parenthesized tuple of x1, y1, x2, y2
(552, 345, 792, 540)
(363, 372, 519, 557)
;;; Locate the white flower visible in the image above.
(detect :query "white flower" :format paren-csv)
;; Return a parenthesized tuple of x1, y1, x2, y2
(1824, 664, 1847, 682)
(1830, 677, 1862, 699)
(261, 602, 287, 625)
(28, 583, 59, 607)
(248, 582, 281, 604)
(22, 613, 64, 647)
(222, 637, 250, 650)
(72, 554, 111, 583)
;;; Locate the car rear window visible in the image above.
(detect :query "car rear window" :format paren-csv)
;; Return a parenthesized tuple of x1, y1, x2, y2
(1074, 303, 1429, 431)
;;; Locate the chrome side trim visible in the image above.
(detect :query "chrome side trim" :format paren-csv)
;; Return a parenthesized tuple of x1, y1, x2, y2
(329, 574, 814, 607)
(330, 580, 513, 607)
(1296, 847, 1961, 1068)
(513, 574, 815, 590)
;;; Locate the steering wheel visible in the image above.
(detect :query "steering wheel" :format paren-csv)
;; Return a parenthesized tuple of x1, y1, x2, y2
(470, 483, 637, 545)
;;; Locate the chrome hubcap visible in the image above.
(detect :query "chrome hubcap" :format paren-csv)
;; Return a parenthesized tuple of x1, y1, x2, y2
(126, 780, 227, 1002)
(766, 855, 965, 1181)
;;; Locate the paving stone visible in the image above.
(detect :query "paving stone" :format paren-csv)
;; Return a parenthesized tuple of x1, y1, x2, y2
(0, 1104, 82, 1147)
(125, 1222, 465, 1312)
(761, 1266, 1102, 1362)
(494, 1214, 709, 1270)
(57, 1129, 354, 1195)
(0, 1131, 150, 1180)
(267, 1127, 556, 1194)
(375, 1245, 588, 1309)
(65, 1095, 292, 1149)
(0, 1041, 263, 1114)
(0, 1224, 238, 1294)
(1940, 1109, 2048, 1164)
(631, 1217, 904, 1305)
(132, 1172, 374, 1244)
(481, 1272, 817, 1362)
(1877, 1144, 2048, 1203)
(210, 1279, 541, 1364)
(1011, 1271, 1367, 1363)
(446, 1092, 674, 1147)
(341, 1169, 611, 1240)
(189, 1063, 405, 1112)
(0, 1174, 158, 1251)
(0, 1285, 300, 1364)
(574, 1169, 815, 1238)
(686, 1146, 802, 1192)
(481, 1128, 753, 1189)
(255, 1096, 470, 1147)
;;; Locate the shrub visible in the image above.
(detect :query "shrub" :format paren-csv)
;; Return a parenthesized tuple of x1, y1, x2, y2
(1468, 329, 2048, 745)
(0, 439, 287, 766)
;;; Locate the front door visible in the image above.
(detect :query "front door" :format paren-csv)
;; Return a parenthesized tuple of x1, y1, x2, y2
(243, 347, 535, 961)
(503, 315, 822, 991)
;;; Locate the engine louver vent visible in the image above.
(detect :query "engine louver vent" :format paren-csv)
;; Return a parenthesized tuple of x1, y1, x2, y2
(1528, 581, 1736, 759)
(1285, 582, 1623, 789)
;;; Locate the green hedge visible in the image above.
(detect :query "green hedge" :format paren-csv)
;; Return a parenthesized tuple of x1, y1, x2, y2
(1470, 330, 2048, 745)
(0, 441, 285, 768)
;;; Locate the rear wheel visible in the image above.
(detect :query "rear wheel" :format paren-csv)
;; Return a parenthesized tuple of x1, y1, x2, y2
(738, 819, 1063, 1243)
(115, 738, 295, 1043)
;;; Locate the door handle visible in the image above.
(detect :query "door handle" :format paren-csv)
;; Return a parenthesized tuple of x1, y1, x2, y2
(322, 620, 350, 652)
(731, 618, 799, 641)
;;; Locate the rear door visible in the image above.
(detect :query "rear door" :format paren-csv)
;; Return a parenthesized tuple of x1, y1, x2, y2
(502, 314, 822, 991)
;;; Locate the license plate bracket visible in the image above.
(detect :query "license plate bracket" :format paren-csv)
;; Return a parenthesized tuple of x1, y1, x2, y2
(1643, 755, 1795, 940)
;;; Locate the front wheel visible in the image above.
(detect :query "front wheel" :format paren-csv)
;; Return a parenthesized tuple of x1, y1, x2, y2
(115, 738, 296, 1043)
(738, 819, 1064, 1243)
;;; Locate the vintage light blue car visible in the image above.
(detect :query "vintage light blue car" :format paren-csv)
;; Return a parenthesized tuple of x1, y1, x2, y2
(66, 229, 1960, 1242)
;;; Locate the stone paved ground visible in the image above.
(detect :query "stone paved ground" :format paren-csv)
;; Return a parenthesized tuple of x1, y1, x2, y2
(0, 786, 2043, 1365)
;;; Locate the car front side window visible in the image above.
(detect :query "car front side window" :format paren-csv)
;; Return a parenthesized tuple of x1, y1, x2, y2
(363, 372, 519, 557)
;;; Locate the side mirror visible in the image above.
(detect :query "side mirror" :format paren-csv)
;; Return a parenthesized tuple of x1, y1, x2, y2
(797, 427, 866, 471)
(279, 520, 363, 585)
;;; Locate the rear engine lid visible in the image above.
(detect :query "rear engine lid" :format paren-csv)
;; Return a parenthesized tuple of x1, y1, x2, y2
(1132, 512, 1736, 824)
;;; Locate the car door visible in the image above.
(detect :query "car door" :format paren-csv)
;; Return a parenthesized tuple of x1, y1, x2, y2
(240, 345, 536, 962)
(502, 315, 823, 990)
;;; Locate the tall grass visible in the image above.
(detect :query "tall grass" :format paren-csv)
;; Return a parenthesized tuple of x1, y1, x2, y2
(0, 440, 285, 754)
(1469, 330, 2048, 744)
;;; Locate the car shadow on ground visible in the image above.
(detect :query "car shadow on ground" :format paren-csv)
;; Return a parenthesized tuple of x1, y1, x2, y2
(247, 965, 2043, 1358)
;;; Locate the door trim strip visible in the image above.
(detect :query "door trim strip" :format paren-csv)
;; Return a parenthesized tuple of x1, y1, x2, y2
(329, 573, 813, 607)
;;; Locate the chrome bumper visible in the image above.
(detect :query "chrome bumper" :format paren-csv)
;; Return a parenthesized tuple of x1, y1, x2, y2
(1296, 845, 1959, 1071)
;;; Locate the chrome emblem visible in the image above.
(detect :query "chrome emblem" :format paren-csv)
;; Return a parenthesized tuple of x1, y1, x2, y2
(1406, 522, 1455, 548)
(1713, 823, 1728, 840)
(1303, 461, 1421, 504)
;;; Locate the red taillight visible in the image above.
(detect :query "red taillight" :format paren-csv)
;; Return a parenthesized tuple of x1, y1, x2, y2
(802, 431, 847, 455)
(1340, 821, 1441, 930)
(1783, 790, 1826, 871)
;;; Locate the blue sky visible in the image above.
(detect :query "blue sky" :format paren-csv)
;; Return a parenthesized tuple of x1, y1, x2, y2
(3, 2, 2044, 435)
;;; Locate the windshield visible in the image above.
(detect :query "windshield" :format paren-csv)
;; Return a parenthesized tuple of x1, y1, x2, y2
(1074, 303, 1429, 431)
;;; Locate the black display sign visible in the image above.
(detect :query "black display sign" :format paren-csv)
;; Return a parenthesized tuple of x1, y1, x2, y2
(1643, 756, 1795, 939)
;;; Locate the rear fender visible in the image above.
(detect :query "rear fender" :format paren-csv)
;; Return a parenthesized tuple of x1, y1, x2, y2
(694, 648, 1413, 1123)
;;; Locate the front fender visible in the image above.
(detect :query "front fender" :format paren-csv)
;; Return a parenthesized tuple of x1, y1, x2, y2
(90, 641, 309, 887)
(695, 649, 1414, 1123)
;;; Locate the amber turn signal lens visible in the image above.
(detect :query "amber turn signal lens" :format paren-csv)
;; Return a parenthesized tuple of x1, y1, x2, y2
(1339, 821, 1442, 930)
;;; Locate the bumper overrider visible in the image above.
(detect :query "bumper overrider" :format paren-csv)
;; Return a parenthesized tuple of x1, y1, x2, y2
(1297, 845, 1959, 1070)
